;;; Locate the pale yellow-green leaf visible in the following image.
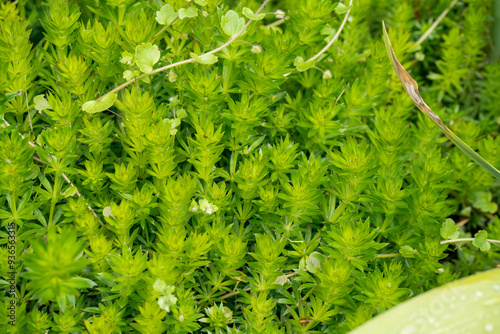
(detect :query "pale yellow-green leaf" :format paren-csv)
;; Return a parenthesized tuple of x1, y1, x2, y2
(135, 43, 161, 74)
(351, 268, 500, 334)
(221, 10, 245, 36)
(242, 7, 265, 21)
(82, 94, 117, 114)
(34, 95, 52, 111)
(178, 7, 198, 20)
(156, 4, 178, 25)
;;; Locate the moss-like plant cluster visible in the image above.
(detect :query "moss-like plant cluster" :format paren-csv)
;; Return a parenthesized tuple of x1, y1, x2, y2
(0, 0, 499, 333)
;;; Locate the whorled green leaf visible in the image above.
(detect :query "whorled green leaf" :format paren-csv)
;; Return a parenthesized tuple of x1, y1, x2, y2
(221, 10, 245, 37)
(0, 90, 22, 114)
(156, 4, 178, 25)
(382, 21, 500, 181)
(242, 7, 266, 21)
(82, 94, 117, 114)
(351, 268, 500, 334)
(135, 43, 161, 74)
(1, 90, 21, 104)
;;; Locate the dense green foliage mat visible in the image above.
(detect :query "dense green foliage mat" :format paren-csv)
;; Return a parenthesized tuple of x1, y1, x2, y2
(0, 0, 499, 333)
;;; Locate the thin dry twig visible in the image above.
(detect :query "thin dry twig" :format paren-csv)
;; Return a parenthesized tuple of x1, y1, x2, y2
(413, 0, 459, 47)
(382, 21, 500, 181)
(456, 218, 470, 227)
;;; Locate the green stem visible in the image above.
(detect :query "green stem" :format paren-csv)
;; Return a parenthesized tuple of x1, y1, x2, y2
(265, 18, 285, 28)
(490, 0, 500, 61)
(377, 253, 400, 258)
(222, 60, 233, 94)
(328, 186, 352, 223)
(329, 200, 347, 223)
(11, 191, 17, 219)
(378, 238, 500, 259)
(441, 238, 500, 246)
(283, 0, 353, 78)
(48, 174, 59, 227)
(118, 5, 126, 26)
(16, 113, 23, 133)
(305, 0, 353, 64)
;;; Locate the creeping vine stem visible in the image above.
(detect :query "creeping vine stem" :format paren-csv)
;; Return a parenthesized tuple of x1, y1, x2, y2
(96, 0, 270, 103)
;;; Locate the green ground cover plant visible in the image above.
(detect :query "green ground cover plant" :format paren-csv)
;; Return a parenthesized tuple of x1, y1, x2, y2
(0, 0, 499, 333)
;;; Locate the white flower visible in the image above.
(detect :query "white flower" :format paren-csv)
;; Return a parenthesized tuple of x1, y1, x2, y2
(322, 70, 332, 79)
(157, 294, 177, 313)
(153, 279, 167, 293)
(199, 199, 218, 215)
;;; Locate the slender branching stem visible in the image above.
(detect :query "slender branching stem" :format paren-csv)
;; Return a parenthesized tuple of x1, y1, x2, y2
(377, 237, 500, 259)
(265, 18, 286, 28)
(328, 185, 352, 223)
(329, 200, 347, 223)
(377, 253, 400, 258)
(96, 0, 270, 103)
(48, 173, 59, 227)
(305, 0, 353, 64)
(441, 238, 500, 246)
(283, 0, 353, 78)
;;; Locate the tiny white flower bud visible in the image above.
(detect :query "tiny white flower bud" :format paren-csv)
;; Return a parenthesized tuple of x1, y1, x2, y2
(251, 45, 262, 54)
(275, 9, 285, 19)
(322, 70, 332, 79)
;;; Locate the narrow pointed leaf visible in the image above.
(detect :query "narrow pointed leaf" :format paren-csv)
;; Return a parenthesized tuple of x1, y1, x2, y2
(382, 21, 500, 181)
